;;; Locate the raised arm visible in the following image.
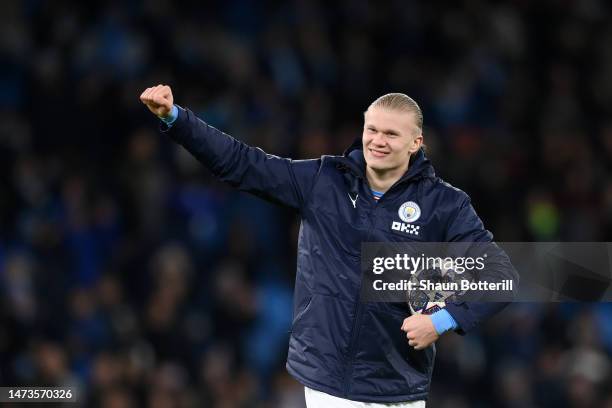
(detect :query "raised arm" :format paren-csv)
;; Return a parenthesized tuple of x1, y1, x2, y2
(140, 85, 320, 210)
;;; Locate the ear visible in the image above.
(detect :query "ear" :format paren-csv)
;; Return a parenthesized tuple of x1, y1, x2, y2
(409, 133, 423, 154)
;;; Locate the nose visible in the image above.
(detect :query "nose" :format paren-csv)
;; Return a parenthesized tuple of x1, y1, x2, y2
(371, 132, 387, 147)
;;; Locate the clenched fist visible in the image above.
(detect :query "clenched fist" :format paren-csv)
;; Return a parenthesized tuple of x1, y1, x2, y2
(140, 84, 174, 118)
(401, 314, 439, 350)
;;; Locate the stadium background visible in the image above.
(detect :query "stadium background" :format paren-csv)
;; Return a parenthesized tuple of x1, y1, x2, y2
(1, 0, 612, 407)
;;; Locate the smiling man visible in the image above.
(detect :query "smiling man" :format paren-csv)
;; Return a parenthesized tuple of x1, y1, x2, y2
(362, 95, 424, 197)
(140, 86, 515, 407)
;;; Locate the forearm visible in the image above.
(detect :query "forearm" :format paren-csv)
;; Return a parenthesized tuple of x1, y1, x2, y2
(445, 301, 509, 334)
(444, 247, 518, 334)
(160, 106, 319, 209)
(161, 106, 252, 178)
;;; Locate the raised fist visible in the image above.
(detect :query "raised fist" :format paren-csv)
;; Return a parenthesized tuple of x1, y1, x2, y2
(140, 84, 174, 118)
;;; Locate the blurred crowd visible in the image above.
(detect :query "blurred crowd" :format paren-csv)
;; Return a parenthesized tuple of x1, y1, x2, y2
(1, 0, 611, 407)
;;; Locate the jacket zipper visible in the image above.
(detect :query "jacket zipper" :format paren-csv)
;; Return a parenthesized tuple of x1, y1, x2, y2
(342, 185, 378, 396)
(342, 176, 422, 396)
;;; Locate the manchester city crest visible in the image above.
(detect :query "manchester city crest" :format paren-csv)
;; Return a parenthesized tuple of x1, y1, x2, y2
(398, 201, 421, 223)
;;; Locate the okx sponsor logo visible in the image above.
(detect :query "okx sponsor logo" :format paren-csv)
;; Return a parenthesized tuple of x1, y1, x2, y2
(392, 201, 421, 235)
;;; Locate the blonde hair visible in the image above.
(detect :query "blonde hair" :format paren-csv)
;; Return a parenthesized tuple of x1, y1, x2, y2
(367, 93, 423, 132)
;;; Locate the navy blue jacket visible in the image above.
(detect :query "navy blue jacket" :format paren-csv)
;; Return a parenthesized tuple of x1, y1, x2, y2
(161, 106, 516, 403)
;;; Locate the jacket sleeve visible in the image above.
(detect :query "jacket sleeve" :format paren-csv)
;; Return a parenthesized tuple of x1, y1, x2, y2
(443, 195, 519, 335)
(161, 106, 321, 210)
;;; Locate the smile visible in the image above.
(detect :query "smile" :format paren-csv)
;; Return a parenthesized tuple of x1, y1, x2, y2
(369, 148, 390, 158)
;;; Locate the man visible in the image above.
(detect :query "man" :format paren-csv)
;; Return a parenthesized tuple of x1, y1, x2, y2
(140, 85, 515, 407)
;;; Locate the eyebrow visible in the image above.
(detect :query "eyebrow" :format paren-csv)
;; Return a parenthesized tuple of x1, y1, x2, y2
(366, 124, 401, 136)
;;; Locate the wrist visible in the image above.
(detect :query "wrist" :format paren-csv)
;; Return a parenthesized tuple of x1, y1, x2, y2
(159, 105, 178, 125)
(430, 309, 458, 335)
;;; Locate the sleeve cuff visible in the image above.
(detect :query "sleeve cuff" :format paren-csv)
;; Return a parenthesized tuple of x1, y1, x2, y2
(159, 105, 179, 126)
(431, 309, 458, 335)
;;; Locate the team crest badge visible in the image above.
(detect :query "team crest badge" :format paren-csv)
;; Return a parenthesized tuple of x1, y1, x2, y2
(398, 201, 421, 223)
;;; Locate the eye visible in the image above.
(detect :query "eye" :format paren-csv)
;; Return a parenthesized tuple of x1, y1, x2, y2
(367, 127, 376, 133)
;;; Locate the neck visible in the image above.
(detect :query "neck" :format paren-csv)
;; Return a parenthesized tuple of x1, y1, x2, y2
(366, 163, 409, 193)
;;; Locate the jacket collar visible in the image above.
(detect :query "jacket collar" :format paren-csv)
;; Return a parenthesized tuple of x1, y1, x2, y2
(338, 136, 435, 185)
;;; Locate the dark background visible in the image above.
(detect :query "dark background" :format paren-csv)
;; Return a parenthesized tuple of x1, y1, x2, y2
(1, 0, 611, 407)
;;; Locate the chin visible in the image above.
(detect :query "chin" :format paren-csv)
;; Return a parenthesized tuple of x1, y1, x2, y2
(365, 160, 391, 172)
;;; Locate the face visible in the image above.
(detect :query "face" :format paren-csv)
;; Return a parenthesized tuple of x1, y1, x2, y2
(362, 107, 423, 173)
